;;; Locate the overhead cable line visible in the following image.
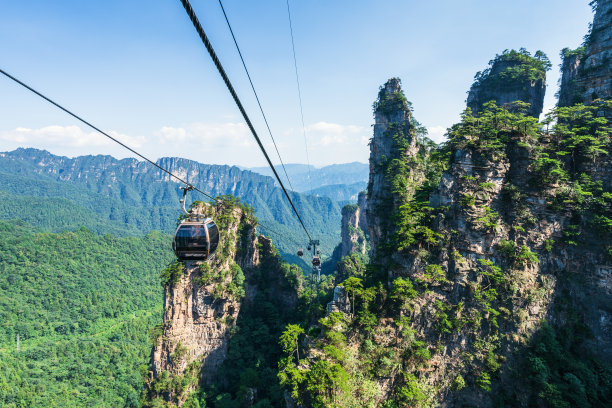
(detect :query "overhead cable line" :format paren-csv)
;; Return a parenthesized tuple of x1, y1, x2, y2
(178, 0, 312, 242)
(258, 225, 301, 246)
(285, 0, 313, 193)
(0, 67, 293, 241)
(217, 0, 295, 192)
(0, 68, 215, 202)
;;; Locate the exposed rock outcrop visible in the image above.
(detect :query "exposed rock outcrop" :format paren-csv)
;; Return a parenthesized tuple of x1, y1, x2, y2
(377, 72, 610, 405)
(466, 49, 549, 117)
(367, 78, 422, 259)
(326, 286, 351, 315)
(340, 191, 368, 258)
(283, 59, 610, 406)
(147, 200, 258, 405)
(559, 0, 612, 106)
(558, 48, 586, 107)
(145, 197, 303, 407)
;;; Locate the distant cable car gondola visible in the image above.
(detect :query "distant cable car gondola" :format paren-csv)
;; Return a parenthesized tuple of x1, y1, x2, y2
(172, 186, 219, 261)
(312, 256, 321, 267)
(297, 248, 304, 257)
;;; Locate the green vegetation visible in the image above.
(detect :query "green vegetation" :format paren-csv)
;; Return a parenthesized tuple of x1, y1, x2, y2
(279, 84, 611, 407)
(181, 239, 309, 408)
(560, 46, 586, 61)
(1, 312, 161, 408)
(543, 100, 611, 171)
(373, 81, 411, 115)
(449, 100, 540, 156)
(0, 220, 173, 407)
(473, 48, 552, 89)
(0, 177, 173, 236)
(523, 322, 612, 407)
(160, 261, 184, 287)
(0, 149, 344, 267)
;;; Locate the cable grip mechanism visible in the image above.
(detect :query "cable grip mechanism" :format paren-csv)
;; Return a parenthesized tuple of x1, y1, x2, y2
(179, 185, 195, 215)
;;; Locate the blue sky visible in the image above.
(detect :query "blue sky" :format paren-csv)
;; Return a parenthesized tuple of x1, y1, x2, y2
(0, 0, 594, 167)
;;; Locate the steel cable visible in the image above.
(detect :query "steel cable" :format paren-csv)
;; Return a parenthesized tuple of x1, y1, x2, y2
(285, 0, 313, 193)
(0, 67, 297, 243)
(217, 0, 295, 192)
(178, 0, 312, 241)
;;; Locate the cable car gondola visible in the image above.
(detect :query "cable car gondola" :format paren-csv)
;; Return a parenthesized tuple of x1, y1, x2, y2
(172, 186, 219, 261)
(297, 248, 304, 257)
(312, 256, 321, 267)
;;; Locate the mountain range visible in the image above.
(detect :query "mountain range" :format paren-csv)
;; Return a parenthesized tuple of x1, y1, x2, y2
(245, 162, 368, 194)
(0, 148, 356, 264)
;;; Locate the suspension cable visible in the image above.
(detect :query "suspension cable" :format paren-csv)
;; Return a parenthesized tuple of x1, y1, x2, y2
(0, 68, 216, 201)
(217, 0, 295, 192)
(285, 0, 313, 193)
(0, 67, 297, 242)
(178, 0, 312, 242)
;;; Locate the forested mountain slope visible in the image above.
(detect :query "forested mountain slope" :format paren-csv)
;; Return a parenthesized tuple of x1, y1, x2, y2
(0, 221, 174, 407)
(0, 148, 341, 261)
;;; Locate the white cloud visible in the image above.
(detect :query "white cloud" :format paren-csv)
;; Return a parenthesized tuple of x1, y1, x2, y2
(304, 121, 369, 147)
(158, 126, 189, 143)
(426, 125, 448, 143)
(0, 125, 144, 150)
(157, 122, 254, 149)
(306, 122, 364, 135)
(0, 120, 371, 166)
(0, 122, 258, 164)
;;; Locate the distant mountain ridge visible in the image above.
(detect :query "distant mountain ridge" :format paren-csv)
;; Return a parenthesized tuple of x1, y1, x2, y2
(304, 181, 367, 202)
(0, 148, 342, 261)
(245, 162, 369, 192)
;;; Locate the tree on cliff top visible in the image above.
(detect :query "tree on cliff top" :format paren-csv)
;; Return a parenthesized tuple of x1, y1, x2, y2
(473, 48, 552, 88)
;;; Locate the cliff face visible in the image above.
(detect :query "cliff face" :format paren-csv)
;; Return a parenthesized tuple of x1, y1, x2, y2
(340, 191, 368, 258)
(286, 57, 610, 405)
(368, 79, 560, 405)
(466, 50, 549, 117)
(559, 0, 612, 106)
(420, 100, 610, 407)
(145, 198, 302, 407)
(367, 78, 423, 258)
(558, 50, 586, 107)
(147, 200, 258, 405)
(368, 78, 610, 404)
